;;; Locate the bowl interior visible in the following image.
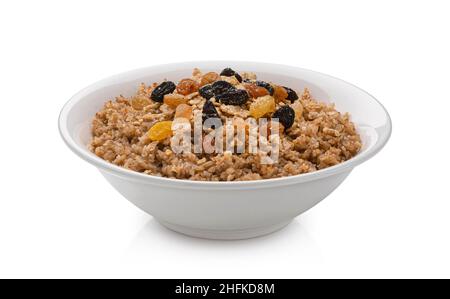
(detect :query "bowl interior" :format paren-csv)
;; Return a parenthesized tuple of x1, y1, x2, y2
(60, 61, 391, 184)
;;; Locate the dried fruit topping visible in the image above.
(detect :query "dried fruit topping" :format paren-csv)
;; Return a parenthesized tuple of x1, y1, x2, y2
(291, 101, 304, 120)
(273, 106, 295, 129)
(273, 85, 289, 103)
(201, 80, 245, 105)
(131, 96, 151, 110)
(211, 80, 235, 95)
(220, 76, 240, 86)
(148, 121, 173, 141)
(175, 103, 193, 120)
(283, 86, 299, 102)
(220, 68, 243, 83)
(249, 95, 276, 119)
(200, 72, 220, 86)
(151, 81, 176, 102)
(176, 78, 199, 95)
(192, 68, 202, 77)
(243, 83, 269, 98)
(202, 100, 220, 124)
(163, 94, 188, 108)
(216, 89, 249, 105)
(255, 81, 274, 95)
(198, 84, 215, 100)
(241, 72, 257, 81)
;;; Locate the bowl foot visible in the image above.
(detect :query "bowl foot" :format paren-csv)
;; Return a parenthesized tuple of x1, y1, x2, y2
(156, 219, 292, 240)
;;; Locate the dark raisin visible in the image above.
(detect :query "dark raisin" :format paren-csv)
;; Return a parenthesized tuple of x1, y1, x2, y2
(272, 106, 295, 129)
(199, 85, 215, 100)
(216, 89, 249, 105)
(150, 81, 176, 102)
(202, 100, 221, 127)
(255, 81, 274, 95)
(211, 80, 235, 95)
(283, 86, 299, 102)
(220, 68, 242, 83)
(202, 100, 219, 120)
(243, 78, 254, 83)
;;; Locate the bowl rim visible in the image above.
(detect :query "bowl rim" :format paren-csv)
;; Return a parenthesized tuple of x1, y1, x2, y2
(58, 60, 392, 189)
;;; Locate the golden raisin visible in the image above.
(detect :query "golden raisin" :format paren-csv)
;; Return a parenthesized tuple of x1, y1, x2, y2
(176, 79, 199, 95)
(131, 95, 151, 110)
(192, 68, 202, 77)
(163, 94, 188, 108)
(174, 103, 193, 120)
(291, 101, 304, 120)
(148, 121, 173, 141)
(243, 83, 269, 98)
(273, 85, 288, 103)
(200, 72, 220, 86)
(220, 76, 240, 86)
(249, 95, 276, 119)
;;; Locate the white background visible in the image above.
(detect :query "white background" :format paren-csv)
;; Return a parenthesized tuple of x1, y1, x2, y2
(0, 0, 449, 278)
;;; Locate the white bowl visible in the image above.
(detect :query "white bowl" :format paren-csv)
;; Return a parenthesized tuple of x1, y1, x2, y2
(59, 61, 391, 240)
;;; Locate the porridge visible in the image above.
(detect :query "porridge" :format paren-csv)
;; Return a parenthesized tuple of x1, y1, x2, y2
(89, 68, 362, 181)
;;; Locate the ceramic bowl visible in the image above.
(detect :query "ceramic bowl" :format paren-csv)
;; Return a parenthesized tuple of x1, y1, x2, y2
(59, 61, 391, 240)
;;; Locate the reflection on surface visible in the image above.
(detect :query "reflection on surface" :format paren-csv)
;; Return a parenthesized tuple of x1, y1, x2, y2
(124, 216, 321, 259)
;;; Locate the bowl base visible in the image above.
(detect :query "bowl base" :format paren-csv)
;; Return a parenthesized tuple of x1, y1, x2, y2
(157, 219, 292, 240)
